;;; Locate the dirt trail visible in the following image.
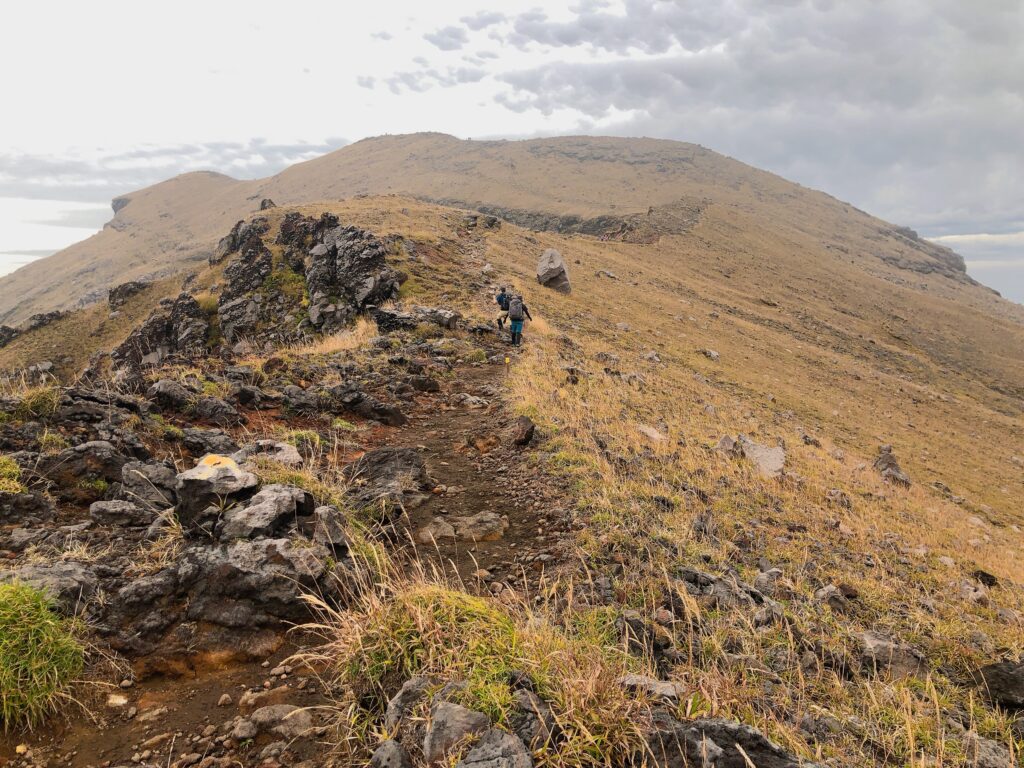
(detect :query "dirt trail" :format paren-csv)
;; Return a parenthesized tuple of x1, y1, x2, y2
(0, 343, 567, 768)
(0, 644, 329, 768)
(393, 360, 571, 588)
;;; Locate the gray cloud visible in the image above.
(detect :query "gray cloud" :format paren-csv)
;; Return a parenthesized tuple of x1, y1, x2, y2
(385, 66, 486, 94)
(488, 0, 1024, 292)
(424, 25, 470, 51)
(460, 11, 506, 31)
(0, 138, 349, 204)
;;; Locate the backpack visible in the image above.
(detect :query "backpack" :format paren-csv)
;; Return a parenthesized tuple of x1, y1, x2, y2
(497, 292, 510, 310)
(508, 296, 524, 320)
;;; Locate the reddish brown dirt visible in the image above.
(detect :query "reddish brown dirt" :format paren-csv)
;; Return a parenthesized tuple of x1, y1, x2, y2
(0, 645, 329, 768)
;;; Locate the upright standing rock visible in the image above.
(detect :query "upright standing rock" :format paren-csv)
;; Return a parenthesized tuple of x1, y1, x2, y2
(537, 249, 571, 294)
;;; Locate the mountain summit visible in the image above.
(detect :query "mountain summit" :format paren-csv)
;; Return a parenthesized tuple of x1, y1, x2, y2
(0, 133, 1010, 325)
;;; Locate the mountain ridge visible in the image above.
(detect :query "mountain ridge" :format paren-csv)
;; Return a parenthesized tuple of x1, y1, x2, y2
(1, 132, 1017, 325)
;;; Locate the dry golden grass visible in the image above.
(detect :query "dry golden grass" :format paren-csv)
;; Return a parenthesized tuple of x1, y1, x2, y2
(292, 198, 1022, 766)
(282, 317, 377, 358)
(300, 567, 664, 768)
(1, 182, 1020, 764)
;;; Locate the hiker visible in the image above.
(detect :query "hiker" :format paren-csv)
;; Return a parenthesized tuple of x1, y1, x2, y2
(495, 286, 511, 329)
(506, 293, 533, 346)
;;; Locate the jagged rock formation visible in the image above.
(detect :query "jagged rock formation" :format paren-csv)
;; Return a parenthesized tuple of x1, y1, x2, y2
(108, 293, 210, 386)
(108, 279, 151, 309)
(277, 212, 404, 334)
(100, 213, 405, 381)
(212, 216, 270, 265)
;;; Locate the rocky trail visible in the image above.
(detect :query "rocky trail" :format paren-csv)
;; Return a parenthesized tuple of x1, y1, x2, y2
(391, 361, 572, 590)
(0, 314, 570, 768)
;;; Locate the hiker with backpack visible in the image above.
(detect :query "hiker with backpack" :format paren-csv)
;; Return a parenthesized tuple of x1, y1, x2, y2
(506, 293, 533, 346)
(495, 286, 511, 329)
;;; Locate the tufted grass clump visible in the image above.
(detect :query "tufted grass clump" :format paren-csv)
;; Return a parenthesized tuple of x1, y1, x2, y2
(14, 385, 61, 421)
(309, 578, 653, 767)
(0, 455, 26, 494)
(0, 583, 84, 730)
(254, 457, 347, 509)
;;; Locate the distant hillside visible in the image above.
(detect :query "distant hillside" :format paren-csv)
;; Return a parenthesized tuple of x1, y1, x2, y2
(1, 133, 1018, 326)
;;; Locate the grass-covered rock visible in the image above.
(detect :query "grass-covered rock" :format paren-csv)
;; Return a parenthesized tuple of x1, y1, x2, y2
(0, 583, 84, 730)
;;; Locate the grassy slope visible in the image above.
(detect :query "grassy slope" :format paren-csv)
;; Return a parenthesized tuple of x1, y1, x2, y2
(0, 278, 180, 380)
(3, 197, 1019, 763)
(2, 134, 1021, 329)
(306, 198, 1024, 764)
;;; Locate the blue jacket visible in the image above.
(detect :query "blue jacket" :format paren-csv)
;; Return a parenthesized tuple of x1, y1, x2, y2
(496, 291, 510, 310)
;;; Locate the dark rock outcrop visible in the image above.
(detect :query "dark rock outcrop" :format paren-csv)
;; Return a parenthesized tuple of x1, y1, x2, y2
(974, 658, 1024, 709)
(109, 294, 210, 385)
(108, 280, 151, 308)
(303, 222, 404, 333)
(344, 447, 432, 513)
(329, 384, 407, 426)
(0, 325, 19, 348)
(217, 236, 275, 343)
(212, 217, 269, 265)
(0, 562, 98, 615)
(37, 440, 130, 503)
(873, 444, 911, 486)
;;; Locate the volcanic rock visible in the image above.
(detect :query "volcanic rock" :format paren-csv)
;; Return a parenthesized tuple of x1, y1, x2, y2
(536, 248, 571, 293)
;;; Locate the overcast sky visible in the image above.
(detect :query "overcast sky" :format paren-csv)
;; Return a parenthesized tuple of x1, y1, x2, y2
(1, 0, 1021, 302)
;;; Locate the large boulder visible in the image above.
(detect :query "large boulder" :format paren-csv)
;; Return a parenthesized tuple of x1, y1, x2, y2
(423, 701, 490, 763)
(120, 460, 178, 512)
(190, 396, 244, 426)
(182, 428, 239, 456)
(973, 658, 1024, 709)
(536, 248, 571, 293)
(147, 379, 193, 411)
(737, 435, 786, 479)
(108, 279, 150, 309)
(856, 630, 926, 679)
(329, 385, 407, 426)
(0, 562, 98, 615)
(174, 455, 259, 528)
(216, 484, 314, 540)
(108, 536, 339, 658)
(454, 729, 532, 768)
(345, 448, 432, 513)
(38, 440, 130, 503)
(90, 499, 153, 527)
